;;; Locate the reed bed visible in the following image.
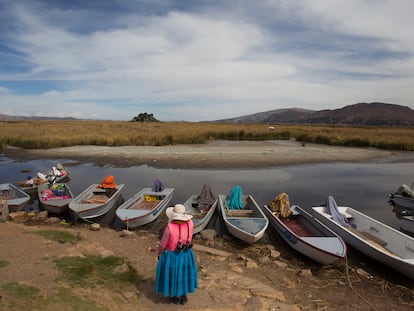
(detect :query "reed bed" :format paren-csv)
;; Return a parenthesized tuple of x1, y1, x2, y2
(1, 120, 414, 151)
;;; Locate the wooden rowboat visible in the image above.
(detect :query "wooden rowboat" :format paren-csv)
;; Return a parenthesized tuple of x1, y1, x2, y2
(69, 184, 124, 220)
(312, 196, 414, 280)
(183, 194, 218, 234)
(37, 183, 74, 215)
(18, 177, 49, 195)
(261, 204, 346, 265)
(0, 183, 31, 212)
(218, 193, 268, 244)
(115, 187, 174, 229)
(18, 164, 70, 195)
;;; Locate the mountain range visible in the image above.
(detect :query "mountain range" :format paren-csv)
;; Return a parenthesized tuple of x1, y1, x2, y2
(216, 102, 414, 126)
(0, 114, 77, 121)
(1, 102, 414, 126)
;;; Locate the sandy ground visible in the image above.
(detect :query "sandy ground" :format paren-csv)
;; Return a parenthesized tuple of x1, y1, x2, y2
(1, 220, 414, 311)
(3, 140, 398, 168)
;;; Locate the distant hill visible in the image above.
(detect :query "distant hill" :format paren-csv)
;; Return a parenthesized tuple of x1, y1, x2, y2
(302, 102, 414, 126)
(2, 102, 414, 126)
(216, 102, 414, 126)
(215, 108, 315, 123)
(0, 114, 77, 121)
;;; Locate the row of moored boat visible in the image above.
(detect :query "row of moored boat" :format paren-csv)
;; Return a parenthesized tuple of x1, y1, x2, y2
(2, 166, 414, 281)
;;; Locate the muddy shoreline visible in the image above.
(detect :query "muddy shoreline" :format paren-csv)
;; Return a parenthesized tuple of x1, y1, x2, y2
(3, 140, 397, 168)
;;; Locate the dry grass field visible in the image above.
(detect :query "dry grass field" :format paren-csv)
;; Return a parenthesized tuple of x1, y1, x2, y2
(1, 120, 414, 151)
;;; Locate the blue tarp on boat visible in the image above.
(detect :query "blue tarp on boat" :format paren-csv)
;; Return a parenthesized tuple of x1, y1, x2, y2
(226, 185, 244, 210)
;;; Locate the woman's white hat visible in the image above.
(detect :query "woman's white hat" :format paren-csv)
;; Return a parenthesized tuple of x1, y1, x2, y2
(166, 204, 193, 221)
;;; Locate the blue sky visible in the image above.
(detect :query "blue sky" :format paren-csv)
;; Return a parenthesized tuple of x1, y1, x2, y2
(1, 0, 413, 121)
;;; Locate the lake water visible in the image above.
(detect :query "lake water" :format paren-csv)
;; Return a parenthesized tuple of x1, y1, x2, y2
(2, 151, 414, 231)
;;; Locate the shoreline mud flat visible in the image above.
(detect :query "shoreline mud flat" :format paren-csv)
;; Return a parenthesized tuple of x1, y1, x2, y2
(3, 140, 398, 168)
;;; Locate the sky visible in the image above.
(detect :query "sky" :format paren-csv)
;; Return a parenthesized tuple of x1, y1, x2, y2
(0, 0, 413, 121)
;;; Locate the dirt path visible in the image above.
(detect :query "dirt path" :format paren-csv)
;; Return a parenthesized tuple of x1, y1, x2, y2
(1, 220, 414, 311)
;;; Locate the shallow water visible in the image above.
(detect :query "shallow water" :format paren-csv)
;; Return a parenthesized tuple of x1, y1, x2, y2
(2, 152, 414, 230)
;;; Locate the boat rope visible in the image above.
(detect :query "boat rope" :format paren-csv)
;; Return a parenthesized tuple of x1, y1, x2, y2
(344, 255, 378, 311)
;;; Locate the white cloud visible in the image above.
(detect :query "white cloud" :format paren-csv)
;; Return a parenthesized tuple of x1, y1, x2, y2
(0, 0, 413, 121)
(0, 86, 9, 94)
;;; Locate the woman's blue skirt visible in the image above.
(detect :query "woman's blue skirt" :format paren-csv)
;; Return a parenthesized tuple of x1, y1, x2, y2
(155, 249, 198, 297)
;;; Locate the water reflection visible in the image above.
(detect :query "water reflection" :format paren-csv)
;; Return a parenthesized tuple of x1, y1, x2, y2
(1, 153, 414, 230)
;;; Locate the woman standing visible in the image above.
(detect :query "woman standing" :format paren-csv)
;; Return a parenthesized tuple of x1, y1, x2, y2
(155, 204, 198, 305)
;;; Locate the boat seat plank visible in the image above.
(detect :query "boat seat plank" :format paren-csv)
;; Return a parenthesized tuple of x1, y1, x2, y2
(346, 226, 402, 257)
(82, 194, 109, 204)
(347, 226, 387, 246)
(136, 200, 160, 210)
(227, 217, 265, 221)
(326, 212, 353, 220)
(359, 231, 387, 247)
(225, 209, 254, 217)
(350, 229, 401, 258)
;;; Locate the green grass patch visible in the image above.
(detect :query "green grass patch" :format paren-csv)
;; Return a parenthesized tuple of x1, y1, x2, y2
(43, 287, 109, 311)
(1, 282, 40, 298)
(0, 259, 9, 268)
(54, 255, 138, 288)
(31, 230, 82, 244)
(1, 283, 43, 310)
(0, 283, 107, 311)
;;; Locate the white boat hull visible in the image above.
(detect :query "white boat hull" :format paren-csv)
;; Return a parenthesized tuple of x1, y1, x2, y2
(262, 204, 346, 265)
(0, 183, 31, 212)
(116, 188, 174, 229)
(37, 183, 74, 215)
(312, 204, 414, 280)
(19, 166, 70, 195)
(69, 184, 124, 219)
(183, 195, 218, 234)
(218, 194, 268, 244)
